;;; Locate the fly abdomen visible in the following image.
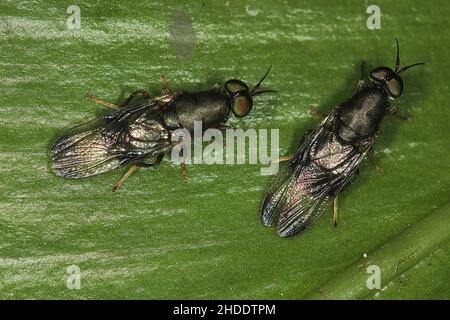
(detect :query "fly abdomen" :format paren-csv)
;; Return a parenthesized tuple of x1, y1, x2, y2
(312, 130, 356, 175)
(128, 116, 170, 150)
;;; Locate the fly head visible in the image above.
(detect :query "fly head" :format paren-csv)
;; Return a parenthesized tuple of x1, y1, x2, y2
(369, 39, 424, 99)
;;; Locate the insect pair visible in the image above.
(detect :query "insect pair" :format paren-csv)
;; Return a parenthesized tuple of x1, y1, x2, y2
(51, 40, 423, 237)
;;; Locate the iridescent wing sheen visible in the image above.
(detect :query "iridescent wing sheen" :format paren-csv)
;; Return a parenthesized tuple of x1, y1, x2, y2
(261, 128, 332, 237)
(261, 112, 373, 237)
(51, 100, 171, 179)
(269, 162, 333, 237)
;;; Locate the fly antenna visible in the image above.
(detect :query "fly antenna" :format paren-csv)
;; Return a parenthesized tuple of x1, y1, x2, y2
(394, 38, 425, 74)
(251, 65, 272, 95)
(394, 38, 401, 72)
(398, 62, 425, 74)
(251, 89, 277, 96)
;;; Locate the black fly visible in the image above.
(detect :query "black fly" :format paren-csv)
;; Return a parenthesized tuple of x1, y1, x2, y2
(261, 40, 424, 237)
(51, 67, 273, 192)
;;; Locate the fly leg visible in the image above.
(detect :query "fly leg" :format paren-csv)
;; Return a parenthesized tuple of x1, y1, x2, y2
(386, 106, 413, 121)
(309, 107, 327, 119)
(173, 136, 188, 181)
(86, 89, 152, 110)
(271, 156, 293, 164)
(181, 160, 187, 181)
(357, 60, 366, 90)
(332, 196, 339, 228)
(368, 148, 384, 175)
(160, 75, 170, 95)
(119, 90, 151, 108)
(270, 129, 314, 164)
(111, 165, 138, 192)
(86, 93, 120, 110)
(111, 154, 165, 192)
(216, 123, 235, 149)
(180, 141, 188, 181)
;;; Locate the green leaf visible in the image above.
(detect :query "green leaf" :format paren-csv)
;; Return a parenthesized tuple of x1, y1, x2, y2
(305, 203, 450, 299)
(0, 0, 449, 299)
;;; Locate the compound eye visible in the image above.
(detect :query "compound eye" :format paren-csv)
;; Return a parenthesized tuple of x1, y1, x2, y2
(387, 75, 404, 98)
(225, 80, 249, 96)
(231, 90, 253, 118)
(369, 66, 392, 82)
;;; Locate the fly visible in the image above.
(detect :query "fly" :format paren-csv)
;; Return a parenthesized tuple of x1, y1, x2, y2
(261, 40, 424, 237)
(51, 67, 274, 192)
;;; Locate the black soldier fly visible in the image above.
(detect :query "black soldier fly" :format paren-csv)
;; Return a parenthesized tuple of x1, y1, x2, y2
(261, 40, 424, 237)
(51, 67, 273, 192)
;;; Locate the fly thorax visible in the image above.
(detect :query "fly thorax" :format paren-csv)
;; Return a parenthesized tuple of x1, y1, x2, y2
(337, 87, 388, 142)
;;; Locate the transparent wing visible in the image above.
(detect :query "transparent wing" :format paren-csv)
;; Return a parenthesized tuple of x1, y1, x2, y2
(274, 162, 335, 237)
(51, 122, 128, 178)
(261, 128, 322, 230)
(261, 151, 335, 237)
(51, 101, 170, 179)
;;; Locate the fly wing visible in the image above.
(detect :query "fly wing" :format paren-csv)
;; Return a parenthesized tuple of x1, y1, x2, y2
(271, 161, 335, 237)
(261, 111, 372, 237)
(51, 101, 171, 178)
(51, 122, 128, 178)
(261, 129, 333, 237)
